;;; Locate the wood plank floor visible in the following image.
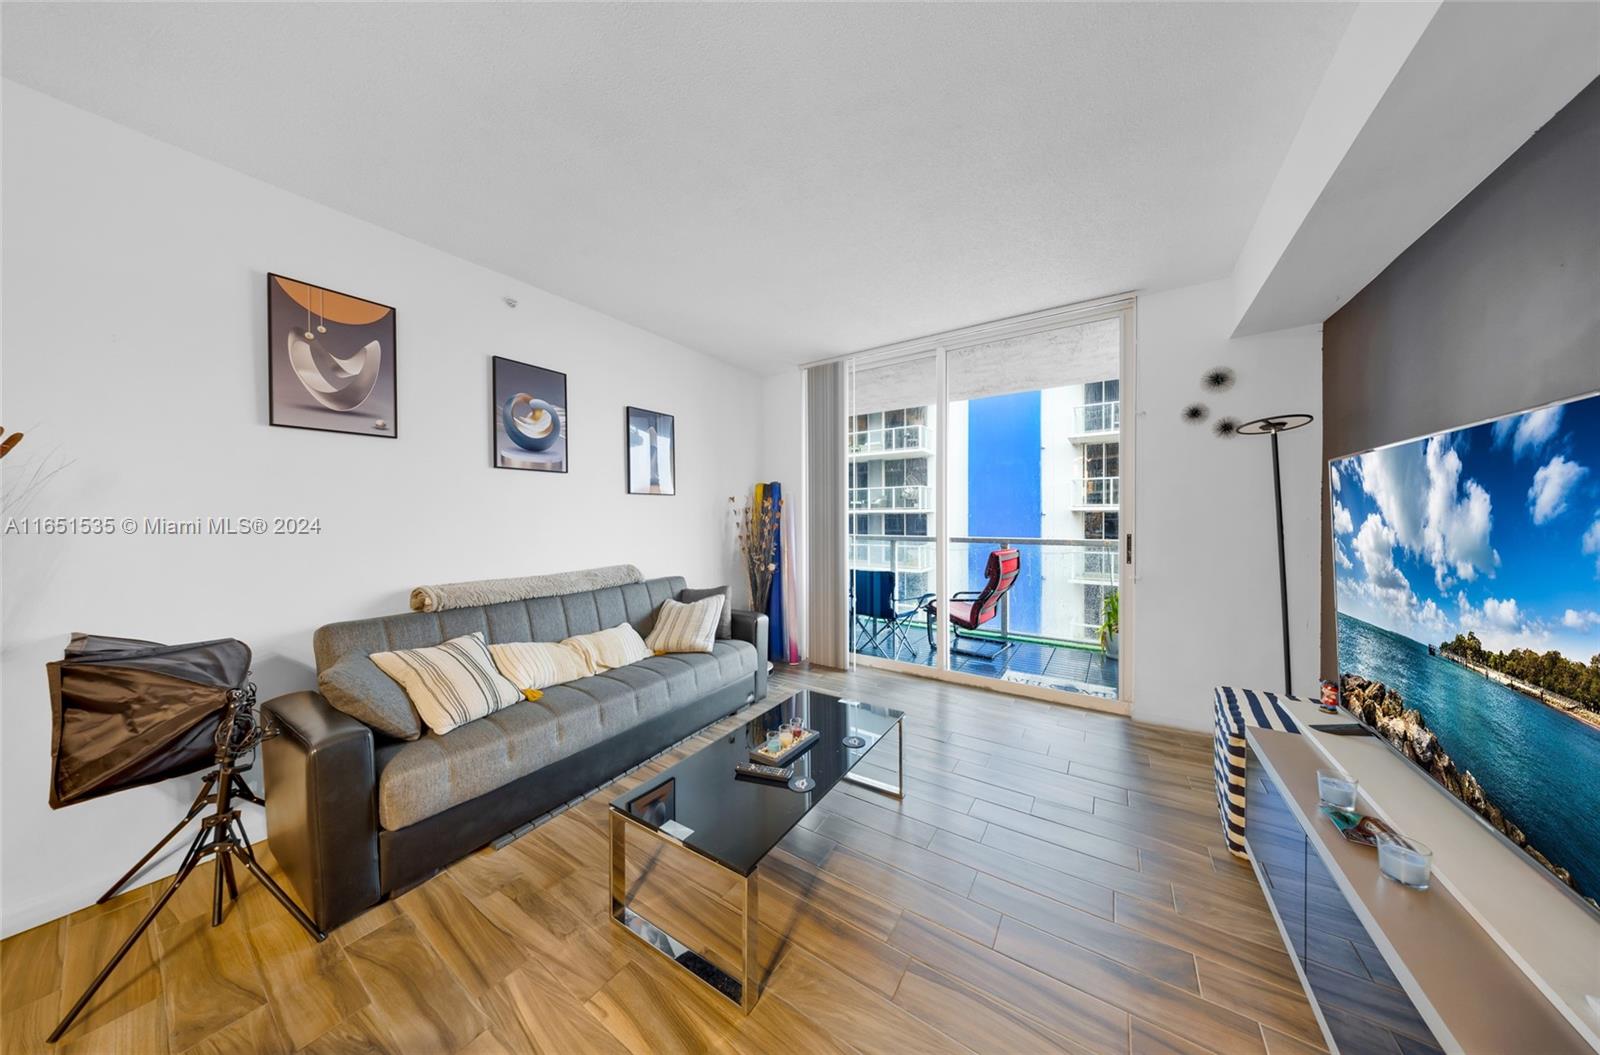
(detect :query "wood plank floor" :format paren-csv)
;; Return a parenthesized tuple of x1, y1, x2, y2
(1, 665, 1324, 1055)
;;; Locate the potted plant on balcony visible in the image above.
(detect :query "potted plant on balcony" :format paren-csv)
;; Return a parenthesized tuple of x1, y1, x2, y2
(1097, 589, 1120, 660)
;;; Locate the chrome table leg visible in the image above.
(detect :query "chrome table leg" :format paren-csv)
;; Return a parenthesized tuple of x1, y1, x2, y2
(608, 808, 760, 1013)
(842, 717, 905, 799)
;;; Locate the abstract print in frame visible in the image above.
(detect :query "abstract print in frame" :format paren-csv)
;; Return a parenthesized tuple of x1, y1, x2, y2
(493, 356, 568, 472)
(267, 274, 397, 437)
(626, 406, 675, 495)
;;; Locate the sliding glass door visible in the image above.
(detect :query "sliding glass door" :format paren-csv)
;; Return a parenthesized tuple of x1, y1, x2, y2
(845, 301, 1131, 707)
(847, 351, 941, 670)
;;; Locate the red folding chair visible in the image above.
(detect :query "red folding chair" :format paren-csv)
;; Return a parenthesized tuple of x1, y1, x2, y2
(923, 547, 1020, 659)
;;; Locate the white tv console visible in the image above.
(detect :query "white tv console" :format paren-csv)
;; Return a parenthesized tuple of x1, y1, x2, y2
(1243, 700, 1598, 1054)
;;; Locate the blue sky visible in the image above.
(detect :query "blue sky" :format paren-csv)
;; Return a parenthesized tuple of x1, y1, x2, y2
(1332, 392, 1600, 663)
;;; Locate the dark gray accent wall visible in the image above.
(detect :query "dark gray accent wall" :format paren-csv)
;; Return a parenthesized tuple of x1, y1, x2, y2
(1321, 76, 1600, 677)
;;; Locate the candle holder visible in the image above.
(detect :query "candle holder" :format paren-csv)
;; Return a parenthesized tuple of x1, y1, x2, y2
(1317, 769, 1359, 811)
(1376, 831, 1433, 890)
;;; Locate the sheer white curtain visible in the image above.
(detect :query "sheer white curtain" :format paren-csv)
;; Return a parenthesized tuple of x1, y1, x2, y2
(804, 361, 849, 668)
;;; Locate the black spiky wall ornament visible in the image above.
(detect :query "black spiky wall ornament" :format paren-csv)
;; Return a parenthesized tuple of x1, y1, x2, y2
(1203, 367, 1236, 391)
(1214, 417, 1239, 438)
(1182, 403, 1209, 424)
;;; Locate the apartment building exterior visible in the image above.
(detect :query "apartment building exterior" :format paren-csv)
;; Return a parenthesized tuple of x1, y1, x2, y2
(848, 405, 935, 597)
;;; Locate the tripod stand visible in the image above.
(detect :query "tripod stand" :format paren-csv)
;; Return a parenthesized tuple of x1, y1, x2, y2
(49, 685, 326, 1043)
(93, 767, 263, 907)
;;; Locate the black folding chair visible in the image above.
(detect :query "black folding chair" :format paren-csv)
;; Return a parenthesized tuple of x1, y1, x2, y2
(851, 569, 927, 659)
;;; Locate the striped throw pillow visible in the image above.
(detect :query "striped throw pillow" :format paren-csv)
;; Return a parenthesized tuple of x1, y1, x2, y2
(488, 640, 595, 694)
(369, 632, 522, 736)
(564, 623, 652, 672)
(678, 586, 732, 638)
(645, 595, 724, 654)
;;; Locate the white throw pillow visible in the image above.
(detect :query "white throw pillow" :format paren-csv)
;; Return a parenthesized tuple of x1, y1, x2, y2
(645, 596, 724, 654)
(489, 640, 595, 693)
(369, 632, 522, 736)
(563, 623, 652, 672)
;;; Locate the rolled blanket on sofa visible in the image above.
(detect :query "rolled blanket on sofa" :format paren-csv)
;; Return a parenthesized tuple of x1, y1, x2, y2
(410, 564, 643, 612)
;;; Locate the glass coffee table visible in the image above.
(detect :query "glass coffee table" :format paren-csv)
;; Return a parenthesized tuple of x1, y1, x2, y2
(608, 689, 903, 1012)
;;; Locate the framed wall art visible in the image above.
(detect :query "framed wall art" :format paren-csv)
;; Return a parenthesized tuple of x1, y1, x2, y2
(493, 356, 568, 472)
(626, 406, 675, 495)
(267, 274, 396, 437)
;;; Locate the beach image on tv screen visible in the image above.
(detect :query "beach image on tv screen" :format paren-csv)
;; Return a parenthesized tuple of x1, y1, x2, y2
(1331, 390, 1600, 911)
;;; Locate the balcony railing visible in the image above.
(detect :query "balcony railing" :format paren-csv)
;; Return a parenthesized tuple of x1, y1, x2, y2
(849, 424, 930, 455)
(849, 535, 935, 574)
(1074, 476, 1120, 507)
(949, 536, 1120, 648)
(848, 535, 1120, 650)
(1070, 401, 1121, 435)
(849, 485, 933, 511)
(1063, 541, 1119, 584)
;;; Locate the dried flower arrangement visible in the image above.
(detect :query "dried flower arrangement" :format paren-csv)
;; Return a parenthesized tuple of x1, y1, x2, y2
(1, 425, 73, 514)
(730, 492, 782, 612)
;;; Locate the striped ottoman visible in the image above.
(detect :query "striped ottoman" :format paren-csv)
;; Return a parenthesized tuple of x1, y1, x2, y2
(1213, 686, 1303, 859)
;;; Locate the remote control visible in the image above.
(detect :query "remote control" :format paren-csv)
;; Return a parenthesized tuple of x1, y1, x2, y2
(735, 762, 793, 783)
(1312, 723, 1372, 736)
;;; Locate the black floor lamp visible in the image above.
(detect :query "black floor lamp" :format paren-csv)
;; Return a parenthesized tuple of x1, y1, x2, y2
(1236, 413, 1315, 695)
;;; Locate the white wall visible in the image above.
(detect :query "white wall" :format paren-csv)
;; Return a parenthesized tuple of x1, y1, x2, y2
(0, 84, 765, 936)
(1132, 279, 1323, 731)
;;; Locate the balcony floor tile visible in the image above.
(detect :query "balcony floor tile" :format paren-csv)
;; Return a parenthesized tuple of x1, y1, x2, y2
(851, 620, 1117, 699)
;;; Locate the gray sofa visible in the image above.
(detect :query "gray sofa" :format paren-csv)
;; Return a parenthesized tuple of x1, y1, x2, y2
(262, 576, 768, 930)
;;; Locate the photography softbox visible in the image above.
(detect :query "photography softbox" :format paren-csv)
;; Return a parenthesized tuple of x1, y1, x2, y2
(42, 632, 325, 1046)
(47, 633, 251, 808)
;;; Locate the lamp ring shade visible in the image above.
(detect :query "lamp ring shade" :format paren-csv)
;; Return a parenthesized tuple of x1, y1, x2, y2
(1237, 413, 1315, 436)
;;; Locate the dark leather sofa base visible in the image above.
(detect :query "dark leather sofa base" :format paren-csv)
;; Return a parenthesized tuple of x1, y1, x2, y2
(378, 678, 753, 897)
(263, 691, 381, 934)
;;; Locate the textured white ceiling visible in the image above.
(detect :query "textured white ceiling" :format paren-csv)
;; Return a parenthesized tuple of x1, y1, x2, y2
(1, 2, 1354, 372)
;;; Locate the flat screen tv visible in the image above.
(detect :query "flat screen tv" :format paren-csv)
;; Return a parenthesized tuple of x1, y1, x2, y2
(1330, 388, 1600, 916)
